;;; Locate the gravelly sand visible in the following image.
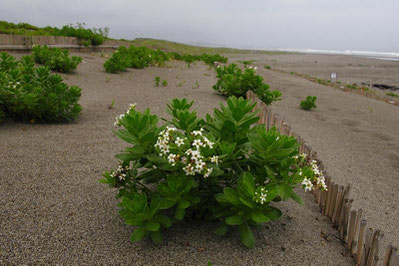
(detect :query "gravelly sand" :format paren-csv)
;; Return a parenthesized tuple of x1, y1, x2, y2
(0, 53, 353, 265)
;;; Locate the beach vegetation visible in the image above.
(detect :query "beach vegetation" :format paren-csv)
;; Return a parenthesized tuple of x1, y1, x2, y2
(0, 52, 82, 123)
(213, 64, 281, 105)
(32, 45, 82, 73)
(300, 96, 317, 110)
(101, 97, 327, 248)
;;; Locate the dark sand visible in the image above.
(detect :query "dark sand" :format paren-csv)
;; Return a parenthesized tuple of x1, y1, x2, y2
(0, 53, 354, 265)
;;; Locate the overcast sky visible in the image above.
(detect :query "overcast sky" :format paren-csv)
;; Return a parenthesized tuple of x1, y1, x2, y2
(1, 0, 398, 52)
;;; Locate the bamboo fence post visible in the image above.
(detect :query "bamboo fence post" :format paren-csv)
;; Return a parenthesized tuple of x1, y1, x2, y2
(388, 247, 398, 266)
(328, 183, 339, 219)
(351, 208, 363, 255)
(362, 228, 374, 266)
(332, 185, 344, 225)
(372, 232, 384, 266)
(324, 181, 334, 215)
(343, 200, 353, 241)
(347, 210, 358, 249)
(356, 220, 367, 265)
(382, 245, 393, 266)
(366, 230, 380, 266)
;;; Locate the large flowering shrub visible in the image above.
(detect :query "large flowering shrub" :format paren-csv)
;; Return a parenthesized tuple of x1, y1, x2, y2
(32, 45, 82, 73)
(101, 97, 326, 248)
(213, 64, 281, 105)
(0, 52, 82, 122)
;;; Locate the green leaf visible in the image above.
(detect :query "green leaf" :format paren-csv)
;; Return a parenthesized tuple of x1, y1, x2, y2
(145, 221, 160, 231)
(225, 215, 243, 225)
(124, 213, 146, 226)
(130, 226, 146, 242)
(239, 197, 254, 208)
(175, 207, 185, 220)
(278, 183, 293, 200)
(223, 188, 241, 206)
(150, 230, 162, 244)
(237, 172, 255, 198)
(290, 191, 304, 205)
(159, 198, 176, 209)
(223, 120, 236, 132)
(156, 214, 172, 228)
(250, 211, 270, 223)
(215, 193, 228, 204)
(239, 223, 255, 248)
(178, 199, 190, 209)
(214, 223, 228, 236)
(264, 206, 282, 220)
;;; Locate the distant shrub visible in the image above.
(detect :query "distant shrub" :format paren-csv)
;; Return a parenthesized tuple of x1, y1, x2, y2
(154, 76, 161, 86)
(386, 92, 399, 98)
(199, 53, 228, 66)
(162, 80, 168, 87)
(300, 96, 317, 110)
(213, 64, 281, 105)
(264, 65, 271, 70)
(0, 52, 82, 123)
(32, 45, 82, 73)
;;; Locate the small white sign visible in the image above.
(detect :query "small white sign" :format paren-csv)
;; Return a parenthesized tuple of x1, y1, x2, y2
(330, 72, 337, 81)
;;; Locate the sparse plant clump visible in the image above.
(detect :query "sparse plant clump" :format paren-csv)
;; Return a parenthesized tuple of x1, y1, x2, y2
(162, 80, 168, 87)
(264, 65, 271, 70)
(0, 52, 82, 123)
(386, 92, 399, 98)
(154, 77, 161, 86)
(213, 64, 281, 105)
(300, 96, 317, 110)
(32, 45, 82, 73)
(101, 97, 326, 248)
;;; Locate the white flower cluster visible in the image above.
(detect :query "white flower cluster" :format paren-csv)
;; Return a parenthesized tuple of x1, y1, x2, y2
(154, 127, 219, 178)
(247, 66, 258, 71)
(310, 160, 327, 191)
(111, 165, 129, 182)
(301, 159, 327, 192)
(253, 187, 268, 205)
(114, 103, 137, 126)
(8, 81, 20, 89)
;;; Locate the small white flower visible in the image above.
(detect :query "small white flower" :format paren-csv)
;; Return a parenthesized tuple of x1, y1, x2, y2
(302, 178, 314, 192)
(204, 167, 213, 178)
(129, 103, 137, 109)
(210, 155, 219, 165)
(167, 154, 177, 166)
(175, 137, 185, 147)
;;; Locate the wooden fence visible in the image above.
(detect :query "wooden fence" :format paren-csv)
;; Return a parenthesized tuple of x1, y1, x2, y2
(246, 90, 399, 266)
(0, 34, 132, 51)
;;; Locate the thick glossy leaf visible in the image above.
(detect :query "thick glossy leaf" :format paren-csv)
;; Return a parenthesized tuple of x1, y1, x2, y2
(264, 206, 282, 220)
(145, 221, 160, 231)
(278, 183, 293, 201)
(250, 211, 270, 223)
(214, 223, 228, 236)
(130, 226, 146, 242)
(159, 198, 176, 209)
(225, 215, 243, 225)
(290, 191, 304, 205)
(156, 214, 172, 228)
(150, 230, 162, 244)
(178, 199, 190, 209)
(237, 172, 255, 198)
(239, 223, 255, 248)
(223, 188, 241, 207)
(175, 207, 185, 220)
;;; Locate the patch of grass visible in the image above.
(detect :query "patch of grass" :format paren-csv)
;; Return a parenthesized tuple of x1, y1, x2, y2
(264, 65, 271, 70)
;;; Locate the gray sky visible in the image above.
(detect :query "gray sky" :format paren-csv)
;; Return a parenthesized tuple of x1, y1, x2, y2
(2, 0, 398, 52)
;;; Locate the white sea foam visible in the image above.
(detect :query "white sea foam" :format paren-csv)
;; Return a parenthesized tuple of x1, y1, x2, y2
(272, 48, 399, 61)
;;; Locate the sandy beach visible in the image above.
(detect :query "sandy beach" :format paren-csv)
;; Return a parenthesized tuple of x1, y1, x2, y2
(1, 51, 398, 264)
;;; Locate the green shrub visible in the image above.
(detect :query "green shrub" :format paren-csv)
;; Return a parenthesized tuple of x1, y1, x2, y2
(264, 65, 271, 70)
(104, 50, 128, 73)
(199, 53, 228, 66)
(386, 92, 399, 98)
(213, 64, 281, 105)
(300, 96, 317, 110)
(0, 52, 82, 123)
(0, 21, 108, 46)
(32, 45, 82, 73)
(162, 80, 168, 87)
(101, 97, 327, 248)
